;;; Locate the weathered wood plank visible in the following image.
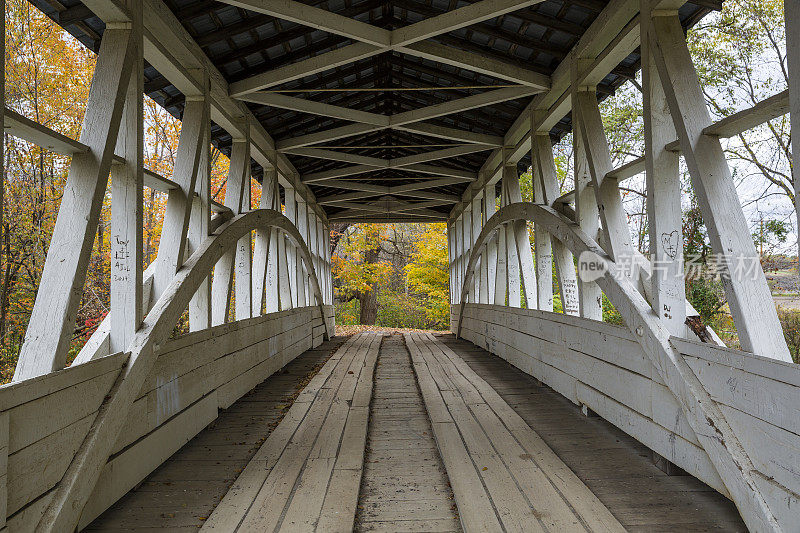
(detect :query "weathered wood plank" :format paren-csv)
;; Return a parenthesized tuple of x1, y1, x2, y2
(419, 332, 626, 533)
(202, 332, 381, 531)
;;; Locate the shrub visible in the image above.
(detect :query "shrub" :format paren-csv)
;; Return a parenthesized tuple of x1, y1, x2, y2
(778, 307, 800, 364)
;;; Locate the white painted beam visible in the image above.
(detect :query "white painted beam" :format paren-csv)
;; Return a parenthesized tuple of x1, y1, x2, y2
(302, 164, 378, 183)
(231, 43, 383, 96)
(188, 129, 212, 331)
(389, 144, 493, 167)
(391, 0, 544, 46)
(642, 11, 685, 337)
(277, 122, 382, 149)
(318, 190, 379, 205)
(211, 140, 250, 325)
(14, 28, 136, 380)
(390, 177, 467, 193)
(110, 10, 144, 353)
(282, 147, 387, 167)
(573, 122, 603, 321)
(278, 86, 538, 149)
(3, 108, 88, 155)
(152, 98, 209, 302)
(398, 40, 550, 90)
(238, 91, 390, 126)
(234, 178, 253, 319)
(297, 149, 482, 183)
(217, 0, 391, 46)
(651, 13, 791, 362)
(396, 123, 503, 146)
(390, 86, 540, 126)
(400, 164, 477, 181)
(251, 168, 278, 316)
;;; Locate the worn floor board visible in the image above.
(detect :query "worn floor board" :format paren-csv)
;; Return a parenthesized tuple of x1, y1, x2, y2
(201, 332, 383, 532)
(355, 334, 461, 533)
(406, 332, 626, 533)
(85, 337, 347, 531)
(85, 331, 748, 533)
(438, 334, 747, 532)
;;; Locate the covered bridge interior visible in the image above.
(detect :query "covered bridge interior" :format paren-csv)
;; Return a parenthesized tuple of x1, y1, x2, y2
(1, 0, 799, 530)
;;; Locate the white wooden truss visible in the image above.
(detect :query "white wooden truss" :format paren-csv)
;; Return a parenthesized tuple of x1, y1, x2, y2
(0, 0, 798, 530)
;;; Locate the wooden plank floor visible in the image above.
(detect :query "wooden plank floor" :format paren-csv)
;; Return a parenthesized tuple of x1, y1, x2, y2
(86, 331, 749, 533)
(355, 334, 460, 532)
(438, 334, 748, 532)
(406, 332, 626, 533)
(202, 332, 383, 531)
(85, 335, 348, 532)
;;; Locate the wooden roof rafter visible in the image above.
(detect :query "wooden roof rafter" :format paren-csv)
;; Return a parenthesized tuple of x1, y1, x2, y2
(29, 0, 715, 221)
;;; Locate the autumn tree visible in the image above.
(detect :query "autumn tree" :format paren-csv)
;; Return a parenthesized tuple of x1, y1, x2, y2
(406, 224, 450, 328)
(332, 224, 392, 325)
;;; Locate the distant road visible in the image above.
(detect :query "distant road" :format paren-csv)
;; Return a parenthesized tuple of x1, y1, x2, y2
(774, 296, 800, 310)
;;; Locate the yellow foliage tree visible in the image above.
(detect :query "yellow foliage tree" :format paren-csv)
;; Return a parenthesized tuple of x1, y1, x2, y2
(405, 223, 450, 327)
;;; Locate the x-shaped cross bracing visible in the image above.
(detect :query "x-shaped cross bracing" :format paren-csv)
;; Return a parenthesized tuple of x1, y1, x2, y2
(329, 196, 449, 220)
(289, 144, 489, 185)
(241, 87, 535, 149)
(221, 0, 551, 95)
(317, 177, 464, 205)
(219, 0, 550, 149)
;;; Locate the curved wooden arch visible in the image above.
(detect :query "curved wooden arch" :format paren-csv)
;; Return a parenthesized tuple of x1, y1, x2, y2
(38, 208, 329, 532)
(455, 202, 780, 533)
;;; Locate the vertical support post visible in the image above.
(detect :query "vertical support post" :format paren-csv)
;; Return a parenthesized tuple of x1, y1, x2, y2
(494, 188, 508, 305)
(448, 222, 455, 303)
(531, 135, 553, 312)
(315, 216, 324, 304)
(188, 129, 211, 331)
(642, 7, 686, 336)
(253, 167, 277, 315)
(573, 91, 635, 262)
(650, 14, 791, 360)
(309, 211, 317, 307)
(304, 207, 313, 306)
(478, 194, 489, 304)
(284, 186, 298, 308)
(234, 174, 252, 320)
(459, 204, 468, 302)
(502, 160, 537, 308)
(455, 214, 464, 301)
(483, 183, 497, 304)
(324, 223, 332, 304)
(471, 196, 482, 302)
(211, 138, 249, 325)
(110, 2, 143, 352)
(573, 113, 603, 320)
(502, 164, 521, 307)
(295, 198, 308, 307)
(14, 26, 136, 380)
(277, 189, 293, 310)
(533, 133, 580, 315)
(309, 211, 316, 306)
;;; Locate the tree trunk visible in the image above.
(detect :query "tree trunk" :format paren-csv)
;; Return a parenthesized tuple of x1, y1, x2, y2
(359, 288, 378, 324)
(358, 246, 379, 324)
